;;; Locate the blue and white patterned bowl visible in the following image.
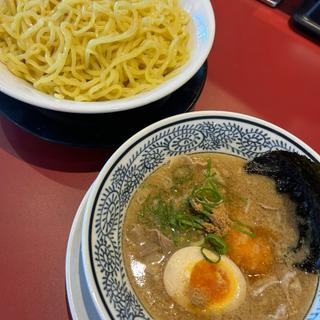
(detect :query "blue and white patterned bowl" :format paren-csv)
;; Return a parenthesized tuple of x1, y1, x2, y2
(81, 111, 320, 320)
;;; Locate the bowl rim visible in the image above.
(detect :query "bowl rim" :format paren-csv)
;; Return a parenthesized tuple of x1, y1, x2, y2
(0, 0, 215, 114)
(81, 110, 320, 320)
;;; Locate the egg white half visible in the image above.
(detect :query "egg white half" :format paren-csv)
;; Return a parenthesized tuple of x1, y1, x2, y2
(163, 246, 246, 316)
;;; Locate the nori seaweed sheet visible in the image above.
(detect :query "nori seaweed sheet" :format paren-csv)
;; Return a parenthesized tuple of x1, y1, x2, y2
(245, 151, 320, 274)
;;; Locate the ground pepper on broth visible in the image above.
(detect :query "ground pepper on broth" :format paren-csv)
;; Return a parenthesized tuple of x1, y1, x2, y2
(123, 153, 318, 320)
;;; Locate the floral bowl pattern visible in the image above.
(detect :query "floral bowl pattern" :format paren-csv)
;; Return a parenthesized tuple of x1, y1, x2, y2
(81, 111, 320, 320)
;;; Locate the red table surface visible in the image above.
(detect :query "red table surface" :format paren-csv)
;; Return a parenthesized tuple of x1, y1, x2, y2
(1, 1, 320, 319)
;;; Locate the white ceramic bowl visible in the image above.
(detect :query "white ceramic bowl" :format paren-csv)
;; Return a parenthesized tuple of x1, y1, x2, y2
(81, 110, 320, 319)
(0, 0, 215, 114)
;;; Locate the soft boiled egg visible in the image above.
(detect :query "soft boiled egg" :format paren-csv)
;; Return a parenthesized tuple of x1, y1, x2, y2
(163, 246, 246, 317)
(224, 227, 274, 277)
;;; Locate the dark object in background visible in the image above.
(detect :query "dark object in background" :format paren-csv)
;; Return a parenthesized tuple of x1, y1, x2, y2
(245, 151, 320, 274)
(258, 0, 320, 42)
(292, 0, 320, 40)
(258, 0, 283, 7)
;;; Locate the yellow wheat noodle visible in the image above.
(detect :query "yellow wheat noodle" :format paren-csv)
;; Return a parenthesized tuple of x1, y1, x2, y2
(0, 0, 190, 102)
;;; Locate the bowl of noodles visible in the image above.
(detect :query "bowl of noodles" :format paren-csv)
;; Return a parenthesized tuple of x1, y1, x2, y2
(81, 111, 320, 319)
(0, 0, 214, 114)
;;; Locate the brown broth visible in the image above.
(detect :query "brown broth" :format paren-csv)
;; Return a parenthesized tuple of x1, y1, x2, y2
(123, 153, 318, 320)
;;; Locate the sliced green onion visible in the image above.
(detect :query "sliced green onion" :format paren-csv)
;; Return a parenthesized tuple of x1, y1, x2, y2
(201, 247, 221, 264)
(205, 233, 228, 255)
(205, 159, 213, 178)
(172, 212, 206, 231)
(193, 187, 223, 206)
(232, 220, 256, 238)
(189, 197, 212, 218)
(189, 186, 223, 217)
(189, 160, 223, 217)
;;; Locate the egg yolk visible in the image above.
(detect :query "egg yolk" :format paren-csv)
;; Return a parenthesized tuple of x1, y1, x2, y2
(225, 227, 274, 276)
(188, 260, 235, 309)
